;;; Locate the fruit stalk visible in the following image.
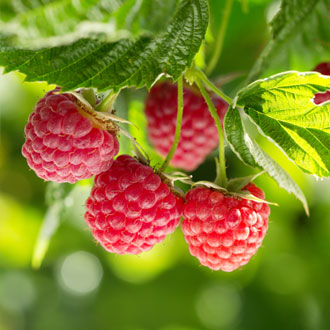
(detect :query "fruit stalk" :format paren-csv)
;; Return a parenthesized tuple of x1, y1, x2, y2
(195, 68, 233, 105)
(196, 79, 227, 188)
(160, 76, 184, 172)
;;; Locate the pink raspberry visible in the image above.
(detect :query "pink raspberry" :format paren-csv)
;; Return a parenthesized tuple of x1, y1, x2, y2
(145, 82, 228, 171)
(84, 155, 184, 254)
(181, 183, 270, 272)
(22, 88, 119, 183)
(313, 62, 330, 104)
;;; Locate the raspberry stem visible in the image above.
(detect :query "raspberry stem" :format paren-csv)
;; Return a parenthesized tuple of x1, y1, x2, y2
(160, 76, 184, 172)
(196, 78, 228, 188)
(205, 0, 234, 75)
(195, 68, 233, 105)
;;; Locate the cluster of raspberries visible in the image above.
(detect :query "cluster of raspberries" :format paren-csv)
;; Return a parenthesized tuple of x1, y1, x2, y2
(22, 82, 270, 272)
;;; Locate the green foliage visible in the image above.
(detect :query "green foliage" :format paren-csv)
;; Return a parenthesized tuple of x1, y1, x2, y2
(238, 71, 330, 177)
(0, 0, 208, 91)
(0, 0, 123, 41)
(224, 106, 309, 214)
(247, 0, 328, 82)
(2, 1, 330, 329)
(225, 106, 258, 168)
(115, 0, 180, 35)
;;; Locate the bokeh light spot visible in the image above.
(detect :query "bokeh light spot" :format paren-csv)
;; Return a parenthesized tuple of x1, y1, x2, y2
(108, 233, 181, 284)
(301, 297, 321, 330)
(57, 251, 103, 295)
(0, 271, 35, 312)
(195, 284, 241, 329)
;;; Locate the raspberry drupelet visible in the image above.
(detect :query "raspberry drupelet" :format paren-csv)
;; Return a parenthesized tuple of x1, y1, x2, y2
(22, 88, 119, 183)
(181, 183, 270, 272)
(85, 155, 184, 254)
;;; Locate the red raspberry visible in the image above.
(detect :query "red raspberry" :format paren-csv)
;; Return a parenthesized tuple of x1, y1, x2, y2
(313, 62, 330, 104)
(84, 155, 184, 254)
(145, 82, 228, 171)
(314, 62, 330, 75)
(22, 88, 119, 183)
(181, 183, 270, 272)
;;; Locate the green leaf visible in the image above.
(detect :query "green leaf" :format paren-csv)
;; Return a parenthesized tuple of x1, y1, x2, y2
(0, 0, 179, 46)
(282, 0, 330, 71)
(0, 0, 208, 91)
(247, 0, 326, 82)
(238, 71, 330, 177)
(227, 172, 265, 192)
(224, 106, 309, 214)
(0, 0, 123, 42)
(224, 105, 258, 167)
(116, 0, 180, 35)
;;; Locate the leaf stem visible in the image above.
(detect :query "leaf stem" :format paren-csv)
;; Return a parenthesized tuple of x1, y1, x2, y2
(196, 78, 227, 188)
(195, 68, 233, 105)
(206, 0, 234, 75)
(160, 76, 184, 172)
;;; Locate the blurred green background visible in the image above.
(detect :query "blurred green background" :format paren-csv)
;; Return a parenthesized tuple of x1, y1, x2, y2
(1, 0, 330, 330)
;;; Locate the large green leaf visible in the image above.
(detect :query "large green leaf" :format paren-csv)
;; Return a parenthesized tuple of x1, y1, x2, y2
(115, 0, 180, 35)
(247, 0, 327, 82)
(237, 71, 330, 177)
(0, 0, 123, 42)
(0, 0, 181, 47)
(224, 106, 309, 214)
(0, 0, 208, 91)
(281, 0, 330, 71)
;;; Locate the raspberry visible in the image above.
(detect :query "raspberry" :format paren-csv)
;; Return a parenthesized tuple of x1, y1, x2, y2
(313, 62, 330, 104)
(84, 155, 184, 254)
(22, 88, 119, 183)
(145, 82, 228, 171)
(181, 183, 270, 272)
(314, 62, 330, 75)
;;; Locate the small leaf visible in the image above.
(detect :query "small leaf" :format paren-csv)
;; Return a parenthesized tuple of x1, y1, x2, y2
(227, 171, 265, 192)
(192, 181, 228, 193)
(234, 191, 278, 206)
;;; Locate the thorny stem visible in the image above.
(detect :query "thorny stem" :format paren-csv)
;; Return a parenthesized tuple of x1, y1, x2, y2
(160, 76, 184, 172)
(96, 89, 120, 112)
(194, 68, 233, 105)
(196, 78, 227, 188)
(206, 0, 234, 75)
